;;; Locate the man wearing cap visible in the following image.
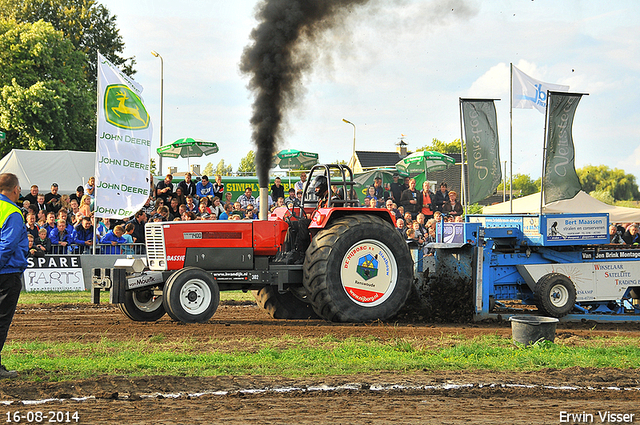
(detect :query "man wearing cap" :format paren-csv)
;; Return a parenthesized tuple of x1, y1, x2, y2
(0, 173, 28, 378)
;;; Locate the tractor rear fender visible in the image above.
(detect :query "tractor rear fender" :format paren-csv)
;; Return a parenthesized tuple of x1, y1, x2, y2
(308, 208, 395, 231)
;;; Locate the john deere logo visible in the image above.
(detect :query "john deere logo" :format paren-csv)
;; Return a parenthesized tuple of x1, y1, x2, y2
(356, 254, 378, 280)
(104, 84, 149, 130)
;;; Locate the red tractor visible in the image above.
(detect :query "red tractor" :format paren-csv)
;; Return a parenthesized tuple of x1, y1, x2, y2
(94, 164, 414, 323)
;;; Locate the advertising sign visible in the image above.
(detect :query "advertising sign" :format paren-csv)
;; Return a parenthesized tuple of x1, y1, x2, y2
(23, 256, 85, 291)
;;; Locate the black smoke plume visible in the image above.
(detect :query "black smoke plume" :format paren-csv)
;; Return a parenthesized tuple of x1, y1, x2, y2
(240, 0, 369, 187)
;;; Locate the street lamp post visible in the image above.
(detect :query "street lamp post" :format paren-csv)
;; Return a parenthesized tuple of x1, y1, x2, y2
(151, 50, 164, 176)
(342, 119, 356, 169)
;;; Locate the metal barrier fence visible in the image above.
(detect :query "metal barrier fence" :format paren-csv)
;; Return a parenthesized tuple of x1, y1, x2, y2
(47, 243, 146, 255)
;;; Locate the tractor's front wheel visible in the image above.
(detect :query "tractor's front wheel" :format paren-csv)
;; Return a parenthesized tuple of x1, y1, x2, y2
(162, 267, 220, 323)
(303, 215, 413, 322)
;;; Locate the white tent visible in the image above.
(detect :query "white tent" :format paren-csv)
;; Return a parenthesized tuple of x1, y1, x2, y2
(0, 149, 95, 195)
(482, 191, 640, 223)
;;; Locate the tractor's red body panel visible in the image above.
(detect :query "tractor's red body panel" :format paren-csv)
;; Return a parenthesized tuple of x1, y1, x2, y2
(159, 219, 289, 271)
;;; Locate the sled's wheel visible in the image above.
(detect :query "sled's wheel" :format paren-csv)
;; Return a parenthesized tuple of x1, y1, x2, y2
(303, 215, 413, 322)
(534, 273, 576, 317)
(252, 286, 319, 319)
(162, 267, 219, 323)
(119, 288, 165, 322)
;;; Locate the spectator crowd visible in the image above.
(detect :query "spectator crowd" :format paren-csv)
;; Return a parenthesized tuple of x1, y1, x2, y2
(17, 171, 640, 256)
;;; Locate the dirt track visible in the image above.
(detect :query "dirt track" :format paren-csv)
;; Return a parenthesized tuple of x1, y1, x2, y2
(1, 302, 640, 424)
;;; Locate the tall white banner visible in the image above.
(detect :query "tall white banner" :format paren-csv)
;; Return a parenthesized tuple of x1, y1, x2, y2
(512, 65, 569, 113)
(95, 52, 152, 219)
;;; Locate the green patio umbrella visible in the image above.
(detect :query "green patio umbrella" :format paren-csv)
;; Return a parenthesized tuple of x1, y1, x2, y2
(272, 149, 319, 185)
(272, 149, 319, 169)
(395, 150, 455, 177)
(157, 138, 219, 170)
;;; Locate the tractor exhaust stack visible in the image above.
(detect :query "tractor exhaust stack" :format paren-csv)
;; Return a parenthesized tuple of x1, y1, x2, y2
(259, 187, 268, 220)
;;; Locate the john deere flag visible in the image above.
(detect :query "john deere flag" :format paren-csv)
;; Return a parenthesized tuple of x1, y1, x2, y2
(512, 64, 569, 113)
(95, 52, 152, 219)
(461, 99, 501, 204)
(543, 91, 583, 204)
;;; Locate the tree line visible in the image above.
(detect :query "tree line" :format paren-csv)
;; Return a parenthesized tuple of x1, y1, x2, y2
(0, 0, 134, 157)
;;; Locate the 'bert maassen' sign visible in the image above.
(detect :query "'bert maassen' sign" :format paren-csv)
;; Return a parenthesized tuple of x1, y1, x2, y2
(23, 256, 85, 291)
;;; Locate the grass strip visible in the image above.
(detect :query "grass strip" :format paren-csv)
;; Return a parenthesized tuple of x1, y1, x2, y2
(4, 334, 639, 382)
(16, 290, 255, 305)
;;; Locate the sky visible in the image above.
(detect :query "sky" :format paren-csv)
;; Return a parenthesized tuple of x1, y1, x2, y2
(100, 0, 640, 182)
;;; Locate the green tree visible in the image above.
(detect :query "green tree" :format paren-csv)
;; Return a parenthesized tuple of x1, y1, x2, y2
(497, 173, 541, 197)
(238, 151, 256, 175)
(150, 158, 157, 176)
(0, 19, 94, 155)
(589, 190, 615, 205)
(202, 162, 214, 177)
(0, 0, 135, 84)
(215, 159, 233, 176)
(204, 159, 233, 176)
(577, 165, 640, 201)
(417, 138, 462, 154)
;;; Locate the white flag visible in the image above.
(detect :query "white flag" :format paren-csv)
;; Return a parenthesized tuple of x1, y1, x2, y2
(512, 64, 569, 113)
(95, 52, 152, 219)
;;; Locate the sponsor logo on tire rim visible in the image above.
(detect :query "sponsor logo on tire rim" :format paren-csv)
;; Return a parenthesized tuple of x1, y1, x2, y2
(341, 239, 397, 307)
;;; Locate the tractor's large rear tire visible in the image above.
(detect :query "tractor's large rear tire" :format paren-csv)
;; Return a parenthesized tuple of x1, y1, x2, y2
(252, 286, 319, 319)
(162, 267, 220, 323)
(303, 215, 413, 322)
(534, 273, 576, 317)
(119, 288, 165, 322)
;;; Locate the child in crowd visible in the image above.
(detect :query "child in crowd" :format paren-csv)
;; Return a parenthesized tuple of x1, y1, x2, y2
(99, 224, 126, 255)
(49, 219, 74, 254)
(35, 227, 51, 255)
(121, 223, 135, 255)
(21, 200, 31, 218)
(27, 234, 36, 257)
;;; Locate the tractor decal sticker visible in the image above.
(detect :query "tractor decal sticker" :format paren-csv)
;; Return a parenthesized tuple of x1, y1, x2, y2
(341, 241, 396, 307)
(356, 254, 378, 280)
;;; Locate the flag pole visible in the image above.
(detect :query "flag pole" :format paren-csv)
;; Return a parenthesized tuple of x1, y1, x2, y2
(458, 98, 467, 214)
(509, 63, 513, 213)
(93, 51, 100, 255)
(540, 90, 551, 216)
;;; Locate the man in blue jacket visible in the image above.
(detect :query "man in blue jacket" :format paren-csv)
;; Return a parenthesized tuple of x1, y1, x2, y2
(49, 219, 75, 254)
(99, 225, 126, 255)
(73, 216, 94, 254)
(0, 173, 28, 378)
